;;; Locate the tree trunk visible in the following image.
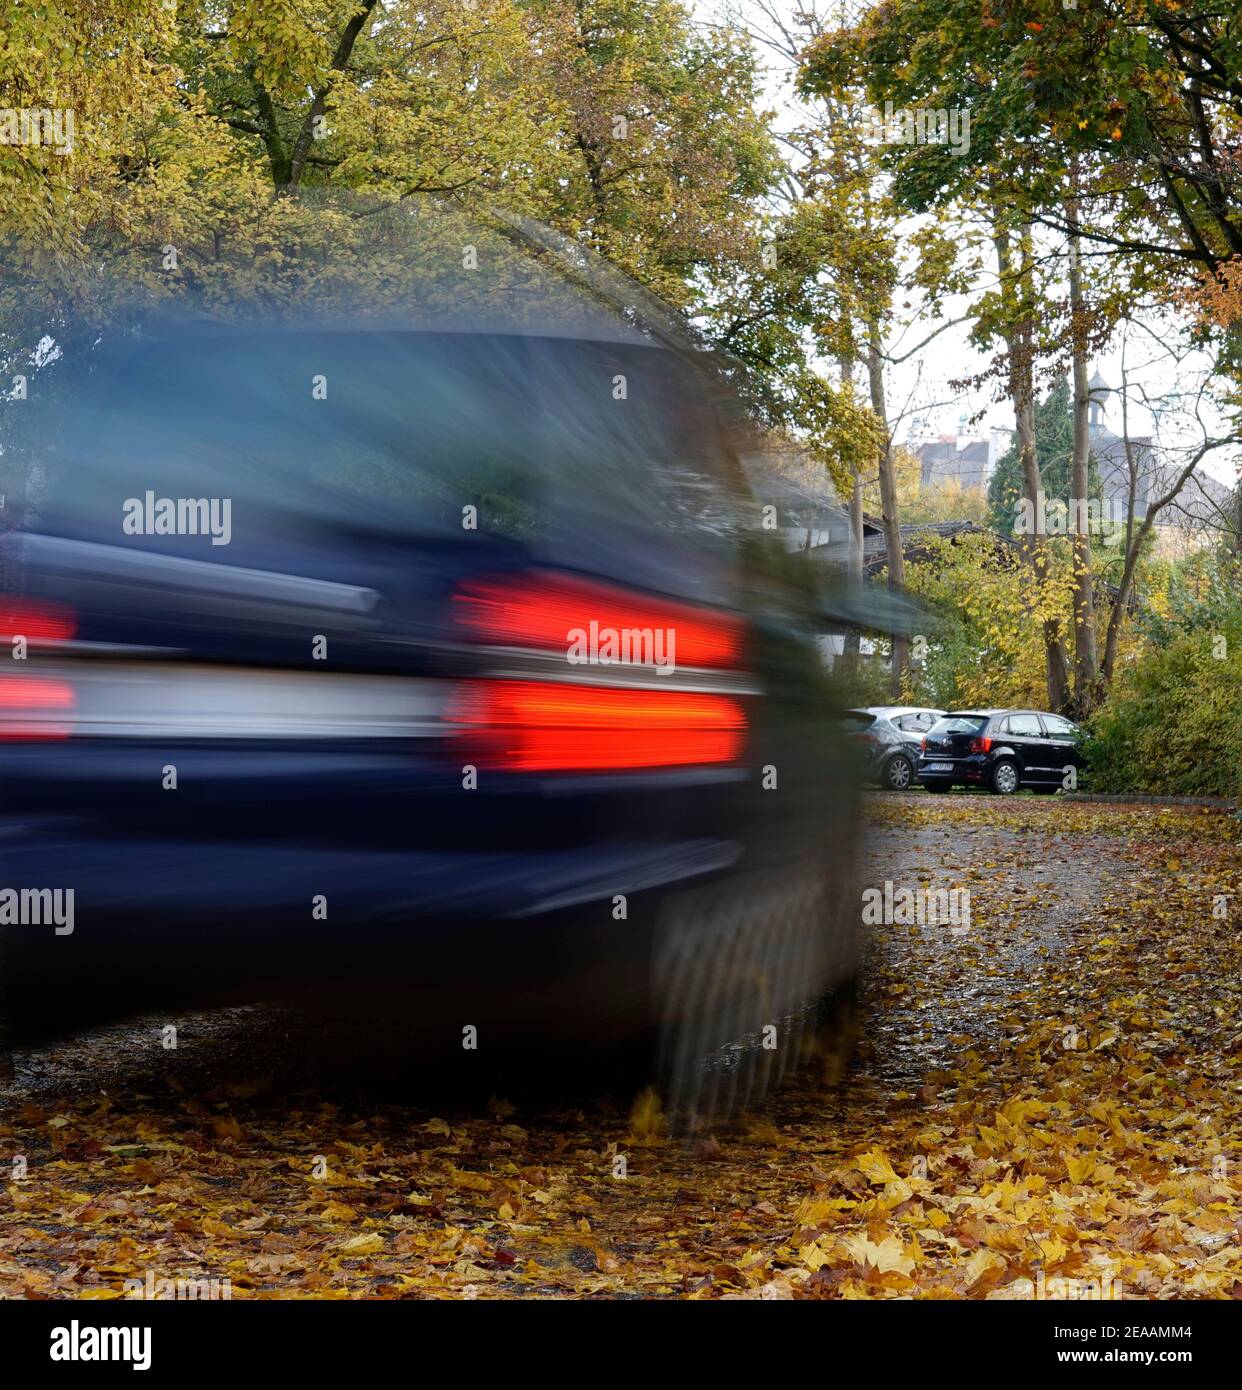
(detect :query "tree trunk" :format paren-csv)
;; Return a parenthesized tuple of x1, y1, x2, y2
(1100, 530, 1145, 686)
(994, 217, 1070, 711)
(839, 355, 862, 670)
(1066, 176, 1099, 713)
(1100, 435, 1217, 686)
(840, 466, 863, 670)
(867, 317, 908, 697)
(256, 0, 380, 191)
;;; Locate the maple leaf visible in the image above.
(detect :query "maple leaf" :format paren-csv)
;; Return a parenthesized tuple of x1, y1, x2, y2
(856, 1149, 900, 1185)
(841, 1233, 916, 1276)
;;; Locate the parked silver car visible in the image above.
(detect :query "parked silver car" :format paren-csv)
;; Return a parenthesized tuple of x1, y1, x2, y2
(858, 706, 946, 790)
(842, 706, 939, 790)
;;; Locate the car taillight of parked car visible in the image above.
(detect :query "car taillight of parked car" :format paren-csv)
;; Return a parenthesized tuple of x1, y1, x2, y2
(448, 571, 749, 772)
(968, 735, 992, 754)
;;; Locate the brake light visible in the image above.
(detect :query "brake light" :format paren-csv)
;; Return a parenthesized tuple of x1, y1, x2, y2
(968, 735, 992, 754)
(450, 572, 748, 771)
(453, 573, 743, 670)
(920, 736, 927, 752)
(0, 675, 75, 739)
(448, 679, 745, 772)
(0, 601, 76, 645)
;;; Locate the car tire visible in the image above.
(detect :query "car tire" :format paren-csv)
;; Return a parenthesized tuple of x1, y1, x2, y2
(807, 976, 864, 1085)
(990, 759, 1019, 795)
(882, 753, 915, 791)
(652, 862, 860, 1122)
(922, 779, 953, 794)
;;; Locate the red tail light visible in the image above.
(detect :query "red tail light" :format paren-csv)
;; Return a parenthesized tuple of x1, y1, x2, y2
(453, 573, 744, 670)
(0, 601, 77, 645)
(0, 602, 77, 738)
(0, 675, 75, 739)
(448, 679, 745, 772)
(920, 736, 927, 752)
(450, 572, 748, 772)
(968, 735, 992, 754)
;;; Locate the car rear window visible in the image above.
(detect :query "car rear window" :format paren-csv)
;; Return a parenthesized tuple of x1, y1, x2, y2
(32, 330, 748, 549)
(930, 715, 988, 735)
(840, 712, 876, 731)
(894, 712, 935, 731)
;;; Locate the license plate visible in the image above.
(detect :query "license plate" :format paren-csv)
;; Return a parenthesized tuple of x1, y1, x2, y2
(926, 762, 953, 773)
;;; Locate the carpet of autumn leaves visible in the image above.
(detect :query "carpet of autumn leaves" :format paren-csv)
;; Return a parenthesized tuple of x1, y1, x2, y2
(1, 794, 1240, 1299)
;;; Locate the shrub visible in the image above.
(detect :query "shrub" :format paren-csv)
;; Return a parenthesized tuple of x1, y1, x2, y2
(1084, 626, 1242, 798)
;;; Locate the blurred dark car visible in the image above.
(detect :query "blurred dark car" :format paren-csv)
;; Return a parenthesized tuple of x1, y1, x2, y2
(841, 709, 919, 791)
(0, 308, 862, 1109)
(918, 709, 1083, 795)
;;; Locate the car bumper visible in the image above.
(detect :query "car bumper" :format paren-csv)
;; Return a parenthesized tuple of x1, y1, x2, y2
(917, 755, 987, 784)
(4, 824, 739, 932)
(1, 825, 745, 1026)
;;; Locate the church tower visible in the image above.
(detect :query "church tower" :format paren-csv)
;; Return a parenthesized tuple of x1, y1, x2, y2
(1087, 368, 1110, 432)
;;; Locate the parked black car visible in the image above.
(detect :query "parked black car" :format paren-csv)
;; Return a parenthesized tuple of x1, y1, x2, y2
(917, 709, 1084, 795)
(842, 709, 919, 790)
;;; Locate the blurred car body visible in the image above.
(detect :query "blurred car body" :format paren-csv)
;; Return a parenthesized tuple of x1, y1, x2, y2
(918, 709, 1083, 794)
(0, 309, 862, 1108)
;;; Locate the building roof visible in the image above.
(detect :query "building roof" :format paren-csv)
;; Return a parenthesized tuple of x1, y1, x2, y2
(862, 520, 1009, 575)
(915, 439, 990, 491)
(1089, 421, 1230, 525)
(742, 449, 884, 551)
